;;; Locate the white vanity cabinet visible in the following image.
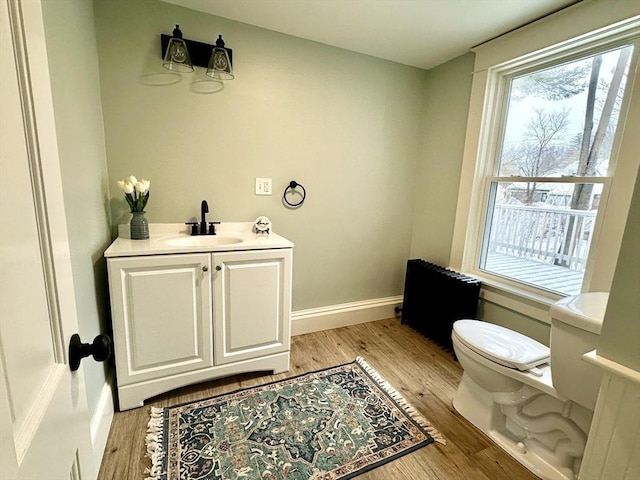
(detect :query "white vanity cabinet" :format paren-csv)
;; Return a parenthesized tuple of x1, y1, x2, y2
(107, 254, 214, 388)
(105, 224, 293, 411)
(213, 249, 292, 365)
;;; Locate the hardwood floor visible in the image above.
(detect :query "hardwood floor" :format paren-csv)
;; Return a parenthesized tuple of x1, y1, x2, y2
(97, 317, 539, 480)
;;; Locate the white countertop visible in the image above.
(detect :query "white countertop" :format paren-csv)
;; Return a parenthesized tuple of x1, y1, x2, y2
(104, 222, 294, 258)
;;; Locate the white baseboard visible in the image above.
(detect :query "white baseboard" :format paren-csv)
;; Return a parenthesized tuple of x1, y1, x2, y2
(89, 370, 115, 475)
(291, 296, 403, 336)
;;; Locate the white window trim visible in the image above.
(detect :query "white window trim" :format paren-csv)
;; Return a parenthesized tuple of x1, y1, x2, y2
(450, 1, 640, 320)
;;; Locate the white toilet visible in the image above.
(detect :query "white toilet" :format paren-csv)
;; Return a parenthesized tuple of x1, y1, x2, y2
(451, 292, 608, 480)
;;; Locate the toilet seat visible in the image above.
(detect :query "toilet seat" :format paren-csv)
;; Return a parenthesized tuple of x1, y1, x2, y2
(453, 319, 550, 371)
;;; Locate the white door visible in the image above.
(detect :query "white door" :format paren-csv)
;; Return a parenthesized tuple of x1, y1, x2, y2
(0, 1, 95, 479)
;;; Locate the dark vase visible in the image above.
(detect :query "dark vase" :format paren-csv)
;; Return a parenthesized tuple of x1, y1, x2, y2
(130, 211, 149, 240)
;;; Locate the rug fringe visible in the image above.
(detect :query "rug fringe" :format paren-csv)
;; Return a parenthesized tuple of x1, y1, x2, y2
(355, 356, 446, 445)
(144, 406, 166, 480)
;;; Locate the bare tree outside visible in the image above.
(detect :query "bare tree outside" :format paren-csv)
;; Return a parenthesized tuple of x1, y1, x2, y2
(501, 107, 572, 203)
(482, 44, 635, 294)
(558, 48, 631, 265)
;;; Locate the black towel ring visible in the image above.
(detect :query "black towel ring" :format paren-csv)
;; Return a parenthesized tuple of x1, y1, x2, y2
(283, 180, 306, 207)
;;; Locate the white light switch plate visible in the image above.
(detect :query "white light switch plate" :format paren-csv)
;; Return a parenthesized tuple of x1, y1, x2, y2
(255, 177, 272, 195)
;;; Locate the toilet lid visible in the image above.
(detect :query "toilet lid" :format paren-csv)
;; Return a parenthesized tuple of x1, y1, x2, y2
(453, 319, 550, 371)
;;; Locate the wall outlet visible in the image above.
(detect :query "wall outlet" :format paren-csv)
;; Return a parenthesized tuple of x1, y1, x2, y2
(255, 177, 272, 195)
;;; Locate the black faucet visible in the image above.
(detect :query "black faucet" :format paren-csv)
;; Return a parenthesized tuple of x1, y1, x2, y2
(200, 200, 208, 234)
(186, 200, 219, 235)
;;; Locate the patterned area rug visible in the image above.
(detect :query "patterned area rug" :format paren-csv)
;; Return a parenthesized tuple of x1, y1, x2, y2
(145, 357, 445, 480)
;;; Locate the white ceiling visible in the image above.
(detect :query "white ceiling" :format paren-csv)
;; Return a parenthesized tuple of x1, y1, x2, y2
(160, 0, 580, 70)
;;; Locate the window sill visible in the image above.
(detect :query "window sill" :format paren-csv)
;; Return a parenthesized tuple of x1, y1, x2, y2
(467, 270, 565, 325)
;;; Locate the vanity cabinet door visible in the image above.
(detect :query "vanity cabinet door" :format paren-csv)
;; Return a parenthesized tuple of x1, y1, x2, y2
(107, 253, 213, 386)
(212, 249, 292, 365)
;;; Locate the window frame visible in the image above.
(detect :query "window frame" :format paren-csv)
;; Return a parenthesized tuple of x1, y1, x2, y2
(450, 9, 640, 320)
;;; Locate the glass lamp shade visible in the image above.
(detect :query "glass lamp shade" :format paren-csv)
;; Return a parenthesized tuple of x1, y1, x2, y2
(206, 35, 234, 80)
(163, 26, 194, 73)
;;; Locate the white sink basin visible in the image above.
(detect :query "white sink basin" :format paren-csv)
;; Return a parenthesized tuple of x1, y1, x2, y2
(161, 235, 243, 247)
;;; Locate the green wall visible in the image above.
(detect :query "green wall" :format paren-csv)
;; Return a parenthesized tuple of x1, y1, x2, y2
(93, 0, 428, 310)
(410, 52, 475, 265)
(598, 170, 640, 370)
(41, 0, 112, 414)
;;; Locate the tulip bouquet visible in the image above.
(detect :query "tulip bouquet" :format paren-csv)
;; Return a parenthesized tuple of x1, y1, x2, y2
(116, 175, 150, 213)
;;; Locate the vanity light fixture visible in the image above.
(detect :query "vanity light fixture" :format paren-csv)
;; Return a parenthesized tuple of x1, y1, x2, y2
(161, 25, 234, 80)
(162, 25, 194, 73)
(206, 35, 234, 80)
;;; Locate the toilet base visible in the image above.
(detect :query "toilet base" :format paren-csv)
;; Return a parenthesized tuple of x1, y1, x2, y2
(453, 373, 584, 480)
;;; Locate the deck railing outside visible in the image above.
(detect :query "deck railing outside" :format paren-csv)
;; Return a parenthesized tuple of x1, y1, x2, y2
(488, 204, 597, 271)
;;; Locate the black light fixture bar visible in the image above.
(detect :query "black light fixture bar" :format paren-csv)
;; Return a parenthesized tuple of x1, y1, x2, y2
(160, 34, 233, 69)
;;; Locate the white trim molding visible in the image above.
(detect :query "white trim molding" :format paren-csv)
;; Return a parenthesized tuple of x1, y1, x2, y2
(579, 350, 640, 480)
(480, 287, 554, 325)
(89, 371, 115, 474)
(291, 296, 403, 336)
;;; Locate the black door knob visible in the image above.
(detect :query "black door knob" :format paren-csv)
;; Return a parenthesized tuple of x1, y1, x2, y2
(69, 333, 112, 371)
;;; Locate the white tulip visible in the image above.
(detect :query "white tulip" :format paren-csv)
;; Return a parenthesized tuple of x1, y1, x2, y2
(116, 180, 127, 191)
(127, 175, 138, 185)
(135, 181, 149, 193)
(123, 182, 134, 194)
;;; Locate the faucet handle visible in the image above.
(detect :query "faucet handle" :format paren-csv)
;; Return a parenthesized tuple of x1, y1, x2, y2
(208, 221, 220, 235)
(185, 222, 198, 235)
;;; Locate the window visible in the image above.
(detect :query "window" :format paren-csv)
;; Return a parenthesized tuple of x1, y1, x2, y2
(479, 44, 636, 296)
(451, 11, 640, 309)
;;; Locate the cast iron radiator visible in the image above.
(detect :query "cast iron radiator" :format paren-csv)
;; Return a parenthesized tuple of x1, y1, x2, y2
(400, 259, 481, 351)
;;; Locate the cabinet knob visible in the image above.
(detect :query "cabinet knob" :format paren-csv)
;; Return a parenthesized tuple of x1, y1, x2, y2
(216, 265, 222, 271)
(202, 266, 209, 272)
